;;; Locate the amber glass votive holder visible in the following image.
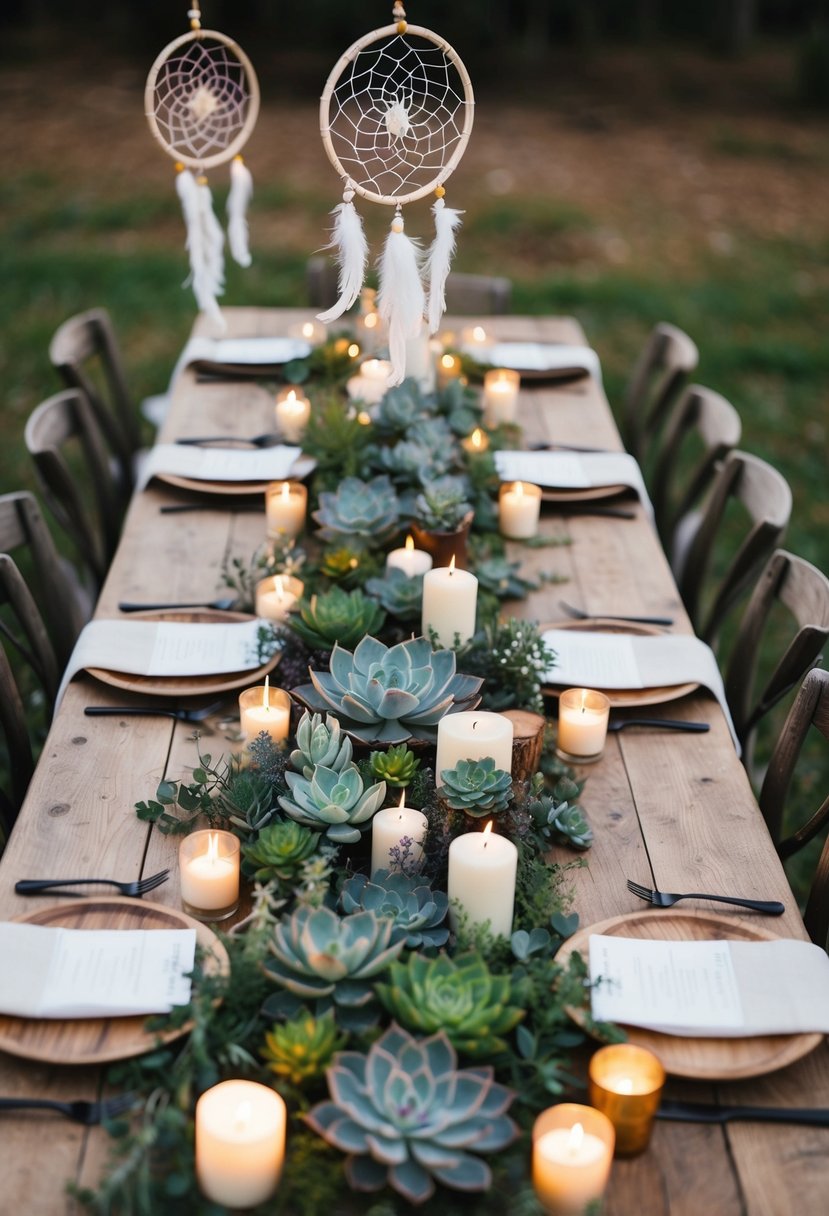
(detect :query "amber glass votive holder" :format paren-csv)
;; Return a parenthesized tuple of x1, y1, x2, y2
(588, 1044, 666, 1157)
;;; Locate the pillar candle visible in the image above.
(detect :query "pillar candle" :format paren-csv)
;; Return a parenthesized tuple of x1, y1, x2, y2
(447, 822, 517, 937)
(499, 480, 542, 539)
(435, 710, 514, 787)
(386, 535, 433, 578)
(483, 368, 521, 426)
(179, 829, 240, 920)
(196, 1080, 286, 1208)
(556, 688, 611, 764)
(238, 677, 291, 744)
(421, 557, 478, 649)
(255, 574, 303, 623)
(588, 1044, 665, 1157)
(370, 794, 428, 876)
(265, 480, 307, 540)
(274, 387, 311, 443)
(532, 1104, 615, 1216)
(346, 358, 393, 405)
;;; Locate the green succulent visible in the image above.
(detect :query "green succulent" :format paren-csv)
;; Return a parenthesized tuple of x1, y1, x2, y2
(376, 436, 455, 485)
(339, 870, 449, 950)
(437, 375, 483, 435)
(307, 1023, 518, 1205)
(527, 776, 593, 850)
(368, 742, 420, 787)
(313, 474, 401, 550)
(288, 586, 386, 652)
(317, 546, 373, 587)
(364, 567, 424, 624)
(438, 756, 514, 817)
(218, 769, 280, 835)
(290, 711, 353, 778)
(293, 634, 483, 745)
(374, 380, 434, 438)
(261, 1009, 346, 1087)
(375, 951, 525, 1059)
(279, 761, 386, 844)
(414, 474, 473, 533)
(241, 821, 320, 884)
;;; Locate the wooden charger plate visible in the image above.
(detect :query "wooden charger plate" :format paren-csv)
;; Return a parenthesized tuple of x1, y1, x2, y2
(557, 910, 823, 1081)
(87, 609, 281, 698)
(541, 619, 697, 709)
(0, 898, 230, 1065)
(157, 454, 316, 499)
(541, 484, 628, 505)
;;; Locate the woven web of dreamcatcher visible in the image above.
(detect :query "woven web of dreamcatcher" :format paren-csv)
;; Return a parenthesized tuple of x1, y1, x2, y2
(326, 33, 470, 202)
(150, 37, 254, 165)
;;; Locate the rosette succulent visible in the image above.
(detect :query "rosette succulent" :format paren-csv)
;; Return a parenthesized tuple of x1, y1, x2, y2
(288, 587, 386, 652)
(368, 742, 420, 788)
(375, 952, 524, 1059)
(313, 475, 401, 550)
(241, 821, 320, 884)
(307, 1023, 518, 1205)
(364, 567, 424, 624)
(374, 381, 434, 439)
(438, 757, 513, 818)
(262, 1009, 346, 1087)
(527, 776, 593, 850)
(414, 475, 473, 533)
(340, 870, 449, 950)
(293, 635, 483, 745)
(290, 711, 353, 778)
(279, 761, 386, 844)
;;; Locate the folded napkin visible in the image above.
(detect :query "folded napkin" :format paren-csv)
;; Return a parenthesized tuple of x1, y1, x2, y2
(0, 922, 195, 1018)
(169, 336, 312, 386)
(541, 629, 739, 752)
(137, 443, 306, 491)
(589, 934, 829, 1037)
(481, 342, 602, 383)
(495, 450, 653, 519)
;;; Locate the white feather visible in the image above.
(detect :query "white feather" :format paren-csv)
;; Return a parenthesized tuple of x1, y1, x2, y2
(377, 218, 425, 386)
(316, 199, 368, 323)
(227, 156, 253, 268)
(175, 168, 225, 329)
(424, 198, 463, 334)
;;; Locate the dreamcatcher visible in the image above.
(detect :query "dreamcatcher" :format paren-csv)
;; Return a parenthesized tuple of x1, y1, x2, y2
(318, 2, 475, 383)
(145, 2, 260, 329)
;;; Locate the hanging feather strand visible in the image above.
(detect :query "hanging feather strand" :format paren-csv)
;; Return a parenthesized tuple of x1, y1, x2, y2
(175, 167, 225, 330)
(424, 194, 463, 334)
(227, 154, 253, 268)
(377, 211, 425, 385)
(316, 187, 368, 323)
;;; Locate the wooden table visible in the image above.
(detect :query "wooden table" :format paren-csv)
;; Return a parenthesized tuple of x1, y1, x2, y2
(1, 308, 826, 1214)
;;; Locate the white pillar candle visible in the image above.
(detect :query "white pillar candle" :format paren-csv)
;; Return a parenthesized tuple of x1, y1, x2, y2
(254, 574, 303, 623)
(499, 480, 542, 539)
(447, 822, 518, 938)
(435, 710, 514, 786)
(421, 557, 478, 649)
(239, 677, 291, 744)
(196, 1080, 286, 1208)
(483, 368, 521, 426)
(556, 688, 611, 764)
(461, 426, 490, 455)
(404, 326, 437, 393)
(179, 829, 240, 919)
(346, 358, 393, 405)
(274, 387, 311, 443)
(532, 1104, 615, 1216)
(386, 535, 433, 578)
(371, 793, 428, 876)
(265, 480, 307, 540)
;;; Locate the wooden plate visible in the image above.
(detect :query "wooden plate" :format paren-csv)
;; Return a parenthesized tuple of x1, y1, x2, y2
(541, 619, 697, 709)
(87, 609, 281, 698)
(557, 910, 823, 1081)
(541, 484, 629, 504)
(157, 454, 316, 499)
(0, 898, 230, 1065)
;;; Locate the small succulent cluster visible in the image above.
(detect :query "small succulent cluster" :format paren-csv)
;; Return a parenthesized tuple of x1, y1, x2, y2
(289, 711, 352, 777)
(438, 756, 513, 817)
(339, 870, 449, 951)
(261, 1009, 345, 1087)
(414, 474, 473, 533)
(279, 761, 386, 845)
(313, 474, 401, 550)
(241, 821, 319, 885)
(368, 742, 420, 787)
(528, 780, 594, 850)
(364, 566, 424, 623)
(288, 586, 386, 652)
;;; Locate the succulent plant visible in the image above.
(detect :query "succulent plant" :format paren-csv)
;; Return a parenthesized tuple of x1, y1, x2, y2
(287, 586, 386, 652)
(261, 1009, 346, 1087)
(290, 711, 353, 778)
(313, 474, 401, 550)
(317, 546, 374, 588)
(375, 436, 455, 485)
(375, 952, 524, 1059)
(339, 870, 449, 950)
(307, 1023, 518, 1205)
(437, 376, 483, 436)
(364, 567, 424, 624)
(438, 757, 514, 818)
(374, 380, 434, 438)
(414, 475, 474, 533)
(531, 796, 593, 850)
(241, 821, 320, 884)
(279, 761, 386, 844)
(368, 742, 420, 788)
(293, 634, 483, 745)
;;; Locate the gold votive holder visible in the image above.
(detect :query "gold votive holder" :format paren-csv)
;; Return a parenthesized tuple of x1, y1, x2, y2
(555, 688, 611, 764)
(179, 829, 240, 922)
(532, 1103, 615, 1216)
(588, 1044, 665, 1157)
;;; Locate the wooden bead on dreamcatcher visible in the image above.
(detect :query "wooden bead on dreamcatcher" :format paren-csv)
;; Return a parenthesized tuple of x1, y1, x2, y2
(145, 2, 260, 329)
(319, 2, 475, 383)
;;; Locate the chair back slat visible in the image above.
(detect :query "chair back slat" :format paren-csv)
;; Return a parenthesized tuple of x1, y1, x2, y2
(623, 322, 699, 463)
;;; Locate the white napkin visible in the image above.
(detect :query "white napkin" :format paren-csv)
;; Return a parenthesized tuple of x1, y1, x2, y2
(136, 443, 305, 491)
(483, 342, 602, 383)
(495, 450, 653, 519)
(169, 336, 312, 387)
(0, 922, 196, 1018)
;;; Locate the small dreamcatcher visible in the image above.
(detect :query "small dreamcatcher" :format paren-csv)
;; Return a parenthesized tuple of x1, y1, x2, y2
(145, 2, 260, 329)
(319, 2, 475, 383)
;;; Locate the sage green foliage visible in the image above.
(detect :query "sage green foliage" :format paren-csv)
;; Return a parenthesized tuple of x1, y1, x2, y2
(368, 742, 421, 787)
(364, 566, 424, 623)
(290, 710, 353, 778)
(261, 1009, 346, 1087)
(460, 617, 557, 714)
(339, 870, 449, 950)
(373, 378, 434, 438)
(301, 394, 375, 488)
(288, 586, 386, 651)
(438, 757, 514, 817)
(375, 951, 525, 1058)
(135, 750, 279, 836)
(313, 474, 401, 550)
(414, 474, 473, 532)
(242, 821, 320, 885)
(527, 774, 594, 850)
(279, 760, 386, 844)
(437, 376, 483, 436)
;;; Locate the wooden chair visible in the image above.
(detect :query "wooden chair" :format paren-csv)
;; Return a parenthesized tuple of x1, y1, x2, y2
(0, 639, 35, 840)
(623, 322, 699, 465)
(24, 389, 123, 591)
(306, 257, 512, 315)
(674, 450, 792, 646)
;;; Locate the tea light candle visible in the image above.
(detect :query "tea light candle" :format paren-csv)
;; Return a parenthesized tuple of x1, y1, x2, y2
(254, 574, 303, 623)
(179, 829, 240, 921)
(436, 352, 463, 388)
(461, 426, 490, 455)
(483, 368, 521, 426)
(386, 535, 433, 578)
(447, 822, 517, 938)
(556, 688, 611, 764)
(265, 480, 307, 539)
(239, 676, 291, 744)
(435, 710, 514, 787)
(371, 793, 428, 876)
(288, 318, 326, 343)
(196, 1080, 286, 1207)
(588, 1044, 665, 1157)
(532, 1104, 615, 1216)
(499, 480, 542, 539)
(421, 556, 478, 649)
(461, 324, 492, 354)
(347, 358, 393, 405)
(274, 386, 311, 443)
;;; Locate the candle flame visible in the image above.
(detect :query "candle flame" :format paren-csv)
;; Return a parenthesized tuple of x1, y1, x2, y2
(281, 481, 290, 501)
(286, 389, 297, 404)
(440, 353, 456, 370)
(207, 832, 220, 864)
(568, 1122, 584, 1153)
(365, 312, 378, 329)
(482, 820, 493, 845)
(275, 575, 285, 599)
(234, 1101, 252, 1132)
(405, 535, 414, 552)
(514, 480, 524, 499)
(302, 321, 315, 339)
(398, 791, 407, 816)
(448, 554, 456, 574)
(616, 1077, 634, 1095)
(263, 674, 270, 712)
(357, 411, 371, 426)
(470, 428, 484, 449)
(472, 325, 487, 342)
(348, 342, 360, 358)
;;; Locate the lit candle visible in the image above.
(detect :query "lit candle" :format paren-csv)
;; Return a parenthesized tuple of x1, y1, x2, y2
(421, 556, 478, 649)
(435, 710, 514, 787)
(239, 676, 291, 744)
(447, 822, 518, 938)
(179, 829, 240, 921)
(461, 426, 490, 455)
(532, 1105, 615, 1216)
(460, 324, 492, 354)
(346, 358, 393, 405)
(588, 1044, 665, 1157)
(288, 318, 327, 343)
(254, 574, 303, 623)
(483, 368, 521, 426)
(274, 386, 311, 444)
(370, 792, 428, 876)
(265, 480, 307, 540)
(196, 1080, 286, 1207)
(556, 688, 611, 764)
(499, 480, 542, 539)
(386, 535, 434, 578)
(436, 352, 463, 389)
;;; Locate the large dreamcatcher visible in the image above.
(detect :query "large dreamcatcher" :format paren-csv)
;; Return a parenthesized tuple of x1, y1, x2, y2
(319, 2, 475, 382)
(145, 2, 260, 328)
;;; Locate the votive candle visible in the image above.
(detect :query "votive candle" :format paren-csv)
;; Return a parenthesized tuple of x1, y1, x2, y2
(255, 574, 303, 623)
(436, 352, 463, 388)
(421, 556, 478, 649)
(371, 793, 428, 876)
(386, 535, 433, 578)
(274, 386, 311, 443)
(556, 688, 611, 764)
(447, 822, 518, 938)
(196, 1080, 286, 1207)
(239, 677, 291, 744)
(588, 1044, 665, 1157)
(179, 829, 240, 921)
(532, 1104, 615, 1216)
(461, 426, 490, 455)
(346, 358, 393, 405)
(483, 368, 521, 426)
(435, 710, 515, 787)
(499, 480, 542, 539)
(288, 318, 326, 344)
(265, 480, 307, 540)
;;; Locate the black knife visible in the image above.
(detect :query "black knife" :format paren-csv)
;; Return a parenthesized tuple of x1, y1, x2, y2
(657, 1100, 829, 1127)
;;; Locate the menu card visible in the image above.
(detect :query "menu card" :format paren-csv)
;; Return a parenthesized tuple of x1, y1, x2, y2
(589, 934, 829, 1036)
(137, 443, 304, 490)
(0, 923, 196, 1018)
(494, 450, 653, 519)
